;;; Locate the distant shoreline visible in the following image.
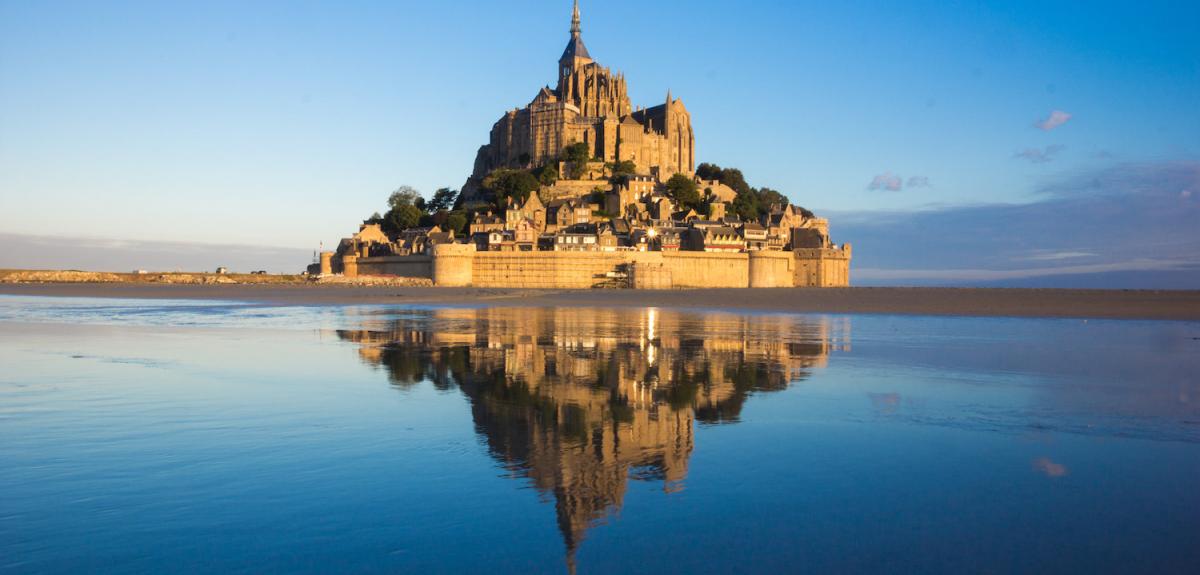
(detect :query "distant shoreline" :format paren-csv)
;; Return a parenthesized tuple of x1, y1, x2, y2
(1, 281, 1198, 321)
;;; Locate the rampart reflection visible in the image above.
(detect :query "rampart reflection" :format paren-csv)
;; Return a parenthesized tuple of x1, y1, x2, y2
(337, 307, 849, 567)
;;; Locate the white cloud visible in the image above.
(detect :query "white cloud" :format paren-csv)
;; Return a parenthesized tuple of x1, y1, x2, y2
(906, 176, 931, 188)
(1024, 250, 1098, 262)
(1015, 145, 1065, 163)
(868, 172, 903, 191)
(1035, 110, 1072, 131)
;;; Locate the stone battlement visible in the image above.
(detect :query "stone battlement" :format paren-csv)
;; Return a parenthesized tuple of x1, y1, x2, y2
(333, 247, 849, 289)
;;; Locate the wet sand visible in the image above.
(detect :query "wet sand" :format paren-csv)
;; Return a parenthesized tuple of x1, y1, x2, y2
(2, 283, 1198, 320)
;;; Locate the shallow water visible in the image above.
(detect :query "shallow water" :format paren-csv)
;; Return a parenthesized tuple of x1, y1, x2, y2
(1, 295, 1198, 574)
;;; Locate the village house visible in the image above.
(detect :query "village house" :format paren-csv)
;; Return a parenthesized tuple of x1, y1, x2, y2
(686, 225, 743, 252)
(469, 212, 505, 235)
(739, 222, 769, 251)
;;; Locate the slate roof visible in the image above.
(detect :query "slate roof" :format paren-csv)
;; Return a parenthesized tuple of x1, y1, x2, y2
(561, 33, 591, 62)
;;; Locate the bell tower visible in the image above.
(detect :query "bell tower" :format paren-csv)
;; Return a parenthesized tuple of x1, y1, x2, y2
(557, 1, 593, 102)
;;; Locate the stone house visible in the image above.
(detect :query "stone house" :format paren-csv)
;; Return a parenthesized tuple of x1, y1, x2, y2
(686, 226, 743, 252)
(469, 212, 505, 235)
(337, 223, 396, 258)
(552, 223, 601, 251)
(671, 209, 700, 223)
(511, 219, 539, 251)
(764, 211, 796, 250)
(648, 197, 674, 220)
(546, 198, 594, 231)
(652, 227, 685, 251)
(739, 222, 769, 251)
(506, 193, 546, 232)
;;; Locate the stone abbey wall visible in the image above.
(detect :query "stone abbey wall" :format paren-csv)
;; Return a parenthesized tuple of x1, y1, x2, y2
(344, 246, 849, 289)
(356, 255, 433, 279)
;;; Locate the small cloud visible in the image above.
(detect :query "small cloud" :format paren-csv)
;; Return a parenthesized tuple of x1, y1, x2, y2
(906, 176, 931, 188)
(868, 172, 903, 191)
(1033, 457, 1068, 478)
(1182, 190, 1193, 200)
(1025, 250, 1098, 262)
(1015, 145, 1065, 164)
(1035, 110, 1072, 131)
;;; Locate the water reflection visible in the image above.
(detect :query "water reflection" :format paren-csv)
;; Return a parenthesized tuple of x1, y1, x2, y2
(337, 307, 849, 565)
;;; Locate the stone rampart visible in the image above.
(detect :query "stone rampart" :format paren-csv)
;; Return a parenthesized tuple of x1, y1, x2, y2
(319, 252, 334, 275)
(431, 244, 474, 287)
(630, 262, 673, 289)
(794, 246, 851, 287)
(356, 255, 434, 280)
(471, 251, 657, 289)
(748, 250, 796, 288)
(661, 252, 749, 288)
(349, 246, 849, 289)
(341, 255, 359, 278)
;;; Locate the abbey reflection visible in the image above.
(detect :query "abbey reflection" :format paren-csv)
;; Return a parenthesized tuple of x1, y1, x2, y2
(337, 307, 849, 566)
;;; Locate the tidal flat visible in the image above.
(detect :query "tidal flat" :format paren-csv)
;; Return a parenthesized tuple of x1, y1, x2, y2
(1, 295, 1198, 574)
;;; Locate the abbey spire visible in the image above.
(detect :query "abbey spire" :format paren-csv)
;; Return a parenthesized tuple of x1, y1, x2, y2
(560, 0, 591, 66)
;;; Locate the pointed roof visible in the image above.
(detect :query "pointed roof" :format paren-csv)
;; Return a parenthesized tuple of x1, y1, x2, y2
(519, 191, 545, 211)
(532, 86, 558, 104)
(560, 1, 591, 62)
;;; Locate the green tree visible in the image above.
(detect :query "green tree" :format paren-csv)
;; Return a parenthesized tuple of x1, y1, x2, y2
(427, 188, 459, 213)
(719, 168, 751, 196)
(564, 142, 591, 179)
(665, 173, 701, 211)
(482, 168, 540, 207)
(757, 187, 786, 207)
(388, 185, 422, 210)
(383, 203, 421, 234)
(608, 160, 637, 184)
(695, 162, 723, 181)
(446, 212, 468, 236)
(534, 163, 559, 186)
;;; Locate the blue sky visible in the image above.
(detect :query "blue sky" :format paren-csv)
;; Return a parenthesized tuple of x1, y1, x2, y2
(1, 0, 1197, 283)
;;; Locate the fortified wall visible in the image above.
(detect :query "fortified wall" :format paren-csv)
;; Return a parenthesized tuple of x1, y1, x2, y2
(330, 245, 851, 289)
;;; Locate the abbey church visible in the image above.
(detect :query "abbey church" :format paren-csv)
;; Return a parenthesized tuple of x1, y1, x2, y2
(468, 1, 695, 190)
(324, 1, 851, 289)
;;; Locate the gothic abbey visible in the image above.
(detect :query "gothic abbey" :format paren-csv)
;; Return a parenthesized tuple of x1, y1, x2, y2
(323, 1, 851, 289)
(466, 1, 695, 196)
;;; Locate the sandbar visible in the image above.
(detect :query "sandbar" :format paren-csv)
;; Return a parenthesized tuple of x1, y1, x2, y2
(1, 282, 1198, 321)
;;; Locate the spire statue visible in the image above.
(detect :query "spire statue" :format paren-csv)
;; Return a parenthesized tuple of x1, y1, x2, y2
(571, 0, 581, 36)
